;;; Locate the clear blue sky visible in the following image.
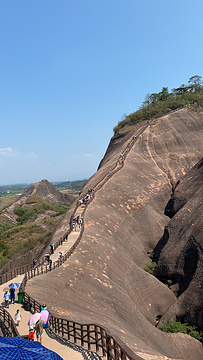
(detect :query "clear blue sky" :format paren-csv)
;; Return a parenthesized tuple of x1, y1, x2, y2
(0, 0, 202, 185)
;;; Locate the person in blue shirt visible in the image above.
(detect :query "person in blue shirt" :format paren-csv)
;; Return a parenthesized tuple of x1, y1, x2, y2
(4, 290, 9, 308)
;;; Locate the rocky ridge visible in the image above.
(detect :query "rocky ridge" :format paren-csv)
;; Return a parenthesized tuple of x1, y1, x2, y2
(26, 108, 203, 360)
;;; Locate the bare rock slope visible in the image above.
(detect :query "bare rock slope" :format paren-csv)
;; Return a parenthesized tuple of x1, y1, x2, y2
(27, 109, 203, 360)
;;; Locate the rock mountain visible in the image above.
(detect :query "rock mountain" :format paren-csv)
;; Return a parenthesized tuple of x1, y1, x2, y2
(0, 179, 72, 225)
(26, 108, 203, 360)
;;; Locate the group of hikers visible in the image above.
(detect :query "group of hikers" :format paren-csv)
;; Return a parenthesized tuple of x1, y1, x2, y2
(78, 187, 95, 206)
(72, 215, 83, 231)
(3, 289, 49, 344)
(28, 303, 49, 343)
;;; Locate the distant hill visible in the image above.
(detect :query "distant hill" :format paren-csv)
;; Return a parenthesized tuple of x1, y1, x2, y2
(17, 179, 73, 204)
(0, 179, 73, 272)
(0, 179, 73, 225)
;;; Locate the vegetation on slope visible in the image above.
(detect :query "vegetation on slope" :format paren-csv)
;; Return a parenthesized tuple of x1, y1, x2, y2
(160, 321, 203, 343)
(113, 75, 203, 135)
(0, 195, 70, 269)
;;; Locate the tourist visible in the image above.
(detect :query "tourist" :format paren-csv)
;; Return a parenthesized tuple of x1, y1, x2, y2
(33, 259, 36, 269)
(4, 290, 9, 308)
(15, 309, 22, 326)
(41, 303, 47, 311)
(35, 318, 44, 344)
(10, 288, 15, 304)
(29, 325, 35, 341)
(50, 244, 54, 254)
(49, 259, 52, 270)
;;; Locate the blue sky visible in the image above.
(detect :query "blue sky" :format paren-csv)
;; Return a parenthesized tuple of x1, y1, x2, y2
(0, 0, 202, 185)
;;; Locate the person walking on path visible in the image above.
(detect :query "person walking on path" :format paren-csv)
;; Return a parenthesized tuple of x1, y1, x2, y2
(35, 318, 44, 344)
(10, 288, 15, 304)
(33, 259, 37, 269)
(50, 243, 54, 254)
(4, 290, 9, 308)
(15, 309, 22, 326)
(74, 221, 77, 231)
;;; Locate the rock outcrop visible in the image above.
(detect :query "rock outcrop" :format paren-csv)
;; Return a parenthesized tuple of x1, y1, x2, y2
(154, 157, 203, 329)
(27, 108, 203, 360)
(0, 179, 72, 225)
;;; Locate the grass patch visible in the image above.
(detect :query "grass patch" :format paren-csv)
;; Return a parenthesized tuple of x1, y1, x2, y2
(0, 198, 70, 269)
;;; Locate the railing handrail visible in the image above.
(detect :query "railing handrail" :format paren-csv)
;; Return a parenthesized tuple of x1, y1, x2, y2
(22, 291, 143, 360)
(0, 306, 20, 337)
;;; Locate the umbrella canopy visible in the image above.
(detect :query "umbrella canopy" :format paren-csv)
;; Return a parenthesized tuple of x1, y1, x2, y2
(0, 336, 63, 359)
(50, 243, 54, 246)
(40, 309, 50, 323)
(8, 283, 19, 289)
(44, 254, 50, 257)
(28, 313, 41, 326)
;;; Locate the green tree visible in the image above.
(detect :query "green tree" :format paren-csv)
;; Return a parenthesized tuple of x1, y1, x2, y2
(188, 75, 203, 92)
(149, 93, 159, 104)
(172, 84, 189, 95)
(159, 87, 169, 101)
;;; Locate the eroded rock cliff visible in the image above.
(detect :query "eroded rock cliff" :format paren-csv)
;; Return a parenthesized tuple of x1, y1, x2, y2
(27, 108, 203, 360)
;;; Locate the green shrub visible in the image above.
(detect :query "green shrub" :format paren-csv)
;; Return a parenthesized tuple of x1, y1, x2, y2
(160, 321, 203, 343)
(144, 262, 156, 274)
(14, 206, 35, 224)
(166, 279, 173, 287)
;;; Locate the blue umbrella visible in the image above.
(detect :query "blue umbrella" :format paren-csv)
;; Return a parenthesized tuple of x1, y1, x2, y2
(0, 336, 63, 359)
(9, 283, 19, 289)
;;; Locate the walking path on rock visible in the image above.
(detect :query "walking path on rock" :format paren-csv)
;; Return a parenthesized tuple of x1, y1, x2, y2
(0, 276, 103, 360)
(50, 205, 85, 264)
(0, 120, 155, 360)
(0, 278, 84, 359)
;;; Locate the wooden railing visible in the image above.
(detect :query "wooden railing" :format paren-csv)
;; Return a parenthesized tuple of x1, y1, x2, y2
(0, 264, 34, 286)
(23, 292, 143, 360)
(0, 306, 20, 337)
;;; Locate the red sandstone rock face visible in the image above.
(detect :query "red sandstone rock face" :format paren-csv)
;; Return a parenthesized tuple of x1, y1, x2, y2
(27, 109, 203, 360)
(154, 158, 203, 329)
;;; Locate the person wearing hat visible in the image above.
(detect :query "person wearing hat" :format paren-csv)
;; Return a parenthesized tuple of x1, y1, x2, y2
(41, 303, 47, 310)
(29, 325, 35, 341)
